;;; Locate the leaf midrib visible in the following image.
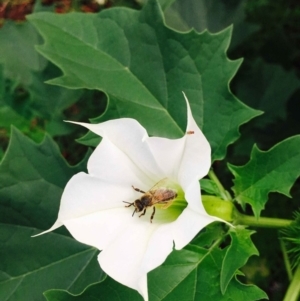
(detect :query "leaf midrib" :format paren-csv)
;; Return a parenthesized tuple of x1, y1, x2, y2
(31, 14, 186, 135)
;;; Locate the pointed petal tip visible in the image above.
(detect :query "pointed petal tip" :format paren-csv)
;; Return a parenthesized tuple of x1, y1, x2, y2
(64, 120, 86, 126)
(31, 221, 63, 238)
(31, 228, 53, 238)
(181, 92, 192, 120)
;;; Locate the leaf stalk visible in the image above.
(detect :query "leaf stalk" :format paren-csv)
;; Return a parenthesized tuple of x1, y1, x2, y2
(208, 169, 232, 201)
(234, 212, 292, 229)
(283, 264, 300, 301)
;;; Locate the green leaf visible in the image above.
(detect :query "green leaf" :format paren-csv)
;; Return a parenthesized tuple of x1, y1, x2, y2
(164, 0, 259, 49)
(221, 227, 258, 294)
(43, 245, 267, 301)
(44, 276, 142, 301)
(0, 129, 104, 300)
(200, 178, 221, 196)
(0, 20, 47, 84)
(0, 224, 104, 301)
(28, 0, 260, 161)
(229, 136, 300, 217)
(148, 246, 266, 301)
(190, 222, 224, 248)
(0, 128, 87, 229)
(157, 0, 177, 10)
(234, 59, 300, 127)
(0, 65, 45, 142)
(28, 63, 84, 136)
(0, 63, 83, 140)
(0, 18, 83, 139)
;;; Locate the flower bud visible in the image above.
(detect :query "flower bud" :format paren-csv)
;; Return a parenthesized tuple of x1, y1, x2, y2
(202, 195, 234, 222)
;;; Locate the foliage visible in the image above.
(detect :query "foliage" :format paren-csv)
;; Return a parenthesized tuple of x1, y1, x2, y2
(1, 0, 300, 300)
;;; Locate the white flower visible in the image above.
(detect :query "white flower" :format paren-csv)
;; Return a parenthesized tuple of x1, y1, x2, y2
(41, 94, 221, 300)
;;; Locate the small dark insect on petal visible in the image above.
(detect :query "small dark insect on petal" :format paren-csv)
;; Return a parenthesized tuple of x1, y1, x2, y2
(186, 130, 194, 135)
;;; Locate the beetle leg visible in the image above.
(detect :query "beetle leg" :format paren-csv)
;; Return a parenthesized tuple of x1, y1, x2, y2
(132, 185, 146, 194)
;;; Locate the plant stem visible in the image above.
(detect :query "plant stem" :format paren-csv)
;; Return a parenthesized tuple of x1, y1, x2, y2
(234, 212, 292, 229)
(283, 265, 300, 301)
(280, 239, 293, 281)
(208, 169, 231, 201)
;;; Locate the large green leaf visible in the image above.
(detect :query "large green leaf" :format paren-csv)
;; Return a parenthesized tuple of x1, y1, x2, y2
(148, 246, 266, 301)
(43, 244, 267, 301)
(229, 136, 300, 217)
(0, 128, 86, 229)
(0, 224, 102, 301)
(28, 0, 260, 161)
(220, 227, 258, 294)
(0, 129, 104, 300)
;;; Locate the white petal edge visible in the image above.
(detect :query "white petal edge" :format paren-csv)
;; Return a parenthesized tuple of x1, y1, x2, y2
(87, 136, 153, 187)
(35, 172, 141, 235)
(67, 119, 164, 181)
(177, 93, 211, 193)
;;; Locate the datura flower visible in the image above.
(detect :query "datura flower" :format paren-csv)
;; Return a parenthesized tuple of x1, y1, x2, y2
(41, 94, 223, 301)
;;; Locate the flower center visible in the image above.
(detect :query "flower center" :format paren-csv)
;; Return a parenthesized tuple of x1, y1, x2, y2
(127, 178, 187, 224)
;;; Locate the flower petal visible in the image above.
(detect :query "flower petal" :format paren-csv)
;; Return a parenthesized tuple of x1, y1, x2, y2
(146, 136, 184, 180)
(64, 210, 159, 301)
(88, 137, 152, 188)
(43, 172, 139, 234)
(177, 93, 211, 192)
(184, 179, 206, 213)
(172, 206, 218, 250)
(137, 205, 218, 281)
(146, 93, 211, 192)
(98, 222, 158, 301)
(139, 223, 174, 274)
(69, 119, 164, 181)
(64, 208, 138, 251)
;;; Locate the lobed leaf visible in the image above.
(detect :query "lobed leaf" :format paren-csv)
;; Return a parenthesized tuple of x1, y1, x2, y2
(221, 227, 258, 294)
(229, 136, 300, 217)
(200, 178, 221, 196)
(165, 0, 258, 49)
(0, 128, 87, 229)
(0, 129, 104, 300)
(27, 0, 260, 161)
(0, 224, 103, 301)
(43, 243, 267, 301)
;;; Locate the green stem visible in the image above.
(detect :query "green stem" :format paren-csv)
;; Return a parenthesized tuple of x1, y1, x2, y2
(234, 212, 292, 229)
(280, 239, 293, 281)
(283, 265, 300, 301)
(208, 170, 231, 201)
